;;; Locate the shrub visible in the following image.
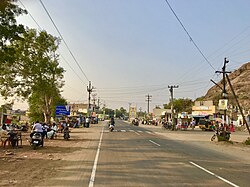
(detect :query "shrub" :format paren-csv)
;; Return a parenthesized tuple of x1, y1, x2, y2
(244, 138, 250, 145)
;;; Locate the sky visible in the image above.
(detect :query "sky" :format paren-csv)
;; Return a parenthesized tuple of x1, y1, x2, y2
(2, 0, 250, 112)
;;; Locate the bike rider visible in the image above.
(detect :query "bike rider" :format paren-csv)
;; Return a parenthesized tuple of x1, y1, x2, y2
(30, 121, 44, 138)
(109, 117, 115, 130)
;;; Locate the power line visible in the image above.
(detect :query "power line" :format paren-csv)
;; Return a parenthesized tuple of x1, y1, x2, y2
(18, 0, 42, 30)
(164, 0, 216, 71)
(18, 0, 87, 86)
(60, 55, 87, 86)
(39, 0, 89, 82)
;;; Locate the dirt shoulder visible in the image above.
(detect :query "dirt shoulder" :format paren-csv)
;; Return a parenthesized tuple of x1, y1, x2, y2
(0, 123, 104, 187)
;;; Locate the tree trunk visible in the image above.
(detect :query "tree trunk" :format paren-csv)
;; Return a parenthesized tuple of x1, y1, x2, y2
(43, 95, 52, 124)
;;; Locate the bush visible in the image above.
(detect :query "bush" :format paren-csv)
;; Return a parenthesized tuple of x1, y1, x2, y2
(217, 135, 228, 142)
(244, 138, 250, 145)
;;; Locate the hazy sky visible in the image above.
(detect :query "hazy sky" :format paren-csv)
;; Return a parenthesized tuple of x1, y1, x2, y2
(3, 0, 250, 112)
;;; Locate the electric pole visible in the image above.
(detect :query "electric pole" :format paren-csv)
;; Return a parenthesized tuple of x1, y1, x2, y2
(145, 94, 152, 114)
(215, 58, 231, 126)
(87, 81, 94, 116)
(97, 97, 100, 111)
(226, 74, 250, 135)
(92, 93, 97, 112)
(168, 85, 179, 130)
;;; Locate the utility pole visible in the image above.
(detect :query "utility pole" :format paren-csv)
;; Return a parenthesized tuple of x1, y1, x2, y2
(226, 74, 250, 135)
(92, 93, 97, 112)
(168, 85, 179, 130)
(215, 58, 231, 126)
(87, 81, 94, 116)
(145, 94, 152, 114)
(97, 97, 100, 111)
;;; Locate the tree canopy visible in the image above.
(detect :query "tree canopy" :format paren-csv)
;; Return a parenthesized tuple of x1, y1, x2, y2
(164, 98, 194, 114)
(0, 1, 66, 122)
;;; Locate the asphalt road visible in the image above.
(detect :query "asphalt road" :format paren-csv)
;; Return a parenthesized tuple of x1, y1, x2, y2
(89, 120, 249, 187)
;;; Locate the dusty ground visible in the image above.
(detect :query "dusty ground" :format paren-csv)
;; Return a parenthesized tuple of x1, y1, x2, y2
(0, 126, 100, 187)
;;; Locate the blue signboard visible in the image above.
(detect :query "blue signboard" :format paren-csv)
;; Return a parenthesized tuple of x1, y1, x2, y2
(56, 105, 70, 116)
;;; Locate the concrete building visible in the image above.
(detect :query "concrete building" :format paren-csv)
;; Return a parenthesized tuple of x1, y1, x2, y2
(153, 108, 172, 121)
(192, 100, 216, 118)
(69, 103, 88, 116)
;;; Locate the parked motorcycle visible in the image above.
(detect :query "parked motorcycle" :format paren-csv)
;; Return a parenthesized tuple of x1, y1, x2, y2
(30, 132, 43, 149)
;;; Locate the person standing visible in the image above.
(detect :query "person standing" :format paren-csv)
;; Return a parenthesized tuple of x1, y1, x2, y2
(191, 119, 196, 130)
(42, 123, 49, 139)
(83, 117, 86, 128)
(86, 117, 90, 128)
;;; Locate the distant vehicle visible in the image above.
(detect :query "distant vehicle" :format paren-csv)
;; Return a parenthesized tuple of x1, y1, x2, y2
(132, 118, 139, 126)
(198, 119, 214, 131)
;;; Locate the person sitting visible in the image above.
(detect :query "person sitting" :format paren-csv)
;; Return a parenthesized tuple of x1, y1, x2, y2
(0, 124, 10, 148)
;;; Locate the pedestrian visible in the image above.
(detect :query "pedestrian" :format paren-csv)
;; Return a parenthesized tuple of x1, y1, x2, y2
(42, 123, 49, 139)
(191, 119, 196, 130)
(229, 122, 235, 132)
(86, 117, 90, 128)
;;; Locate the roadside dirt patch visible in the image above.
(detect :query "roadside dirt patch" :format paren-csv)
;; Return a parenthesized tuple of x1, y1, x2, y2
(0, 129, 91, 187)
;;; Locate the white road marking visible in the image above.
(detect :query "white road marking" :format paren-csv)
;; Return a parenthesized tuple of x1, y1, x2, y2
(137, 130, 143, 133)
(134, 131, 140, 135)
(149, 140, 161, 147)
(121, 130, 126, 132)
(88, 128, 104, 187)
(189, 161, 239, 187)
(129, 129, 134, 132)
(146, 131, 153, 134)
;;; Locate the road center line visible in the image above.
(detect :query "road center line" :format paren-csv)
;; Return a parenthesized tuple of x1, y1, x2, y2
(88, 127, 104, 187)
(149, 140, 161, 147)
(189, 161, 239, 187)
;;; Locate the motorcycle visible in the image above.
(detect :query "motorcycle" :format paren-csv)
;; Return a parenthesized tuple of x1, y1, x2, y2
(30, 132, 43, 149)
(211, 129, 230, 141)
(63, 127, 70, 140)
(109, 124, 114, 132)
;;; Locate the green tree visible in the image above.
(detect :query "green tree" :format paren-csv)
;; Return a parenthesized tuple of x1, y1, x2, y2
(28, 88, 67, 123)
(1, 29, 65, 122)
(0, 0, 27, 98)
(115, 109, 122, 118)
(164, 98, 194, 114)
(18, 29, 65, 122)
(102, 107, 114, 118)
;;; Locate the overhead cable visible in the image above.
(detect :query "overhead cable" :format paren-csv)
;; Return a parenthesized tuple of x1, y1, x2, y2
(39, 0, 89, 82)
(18, 0, 87, 86)
(164, 0, 216, 71)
